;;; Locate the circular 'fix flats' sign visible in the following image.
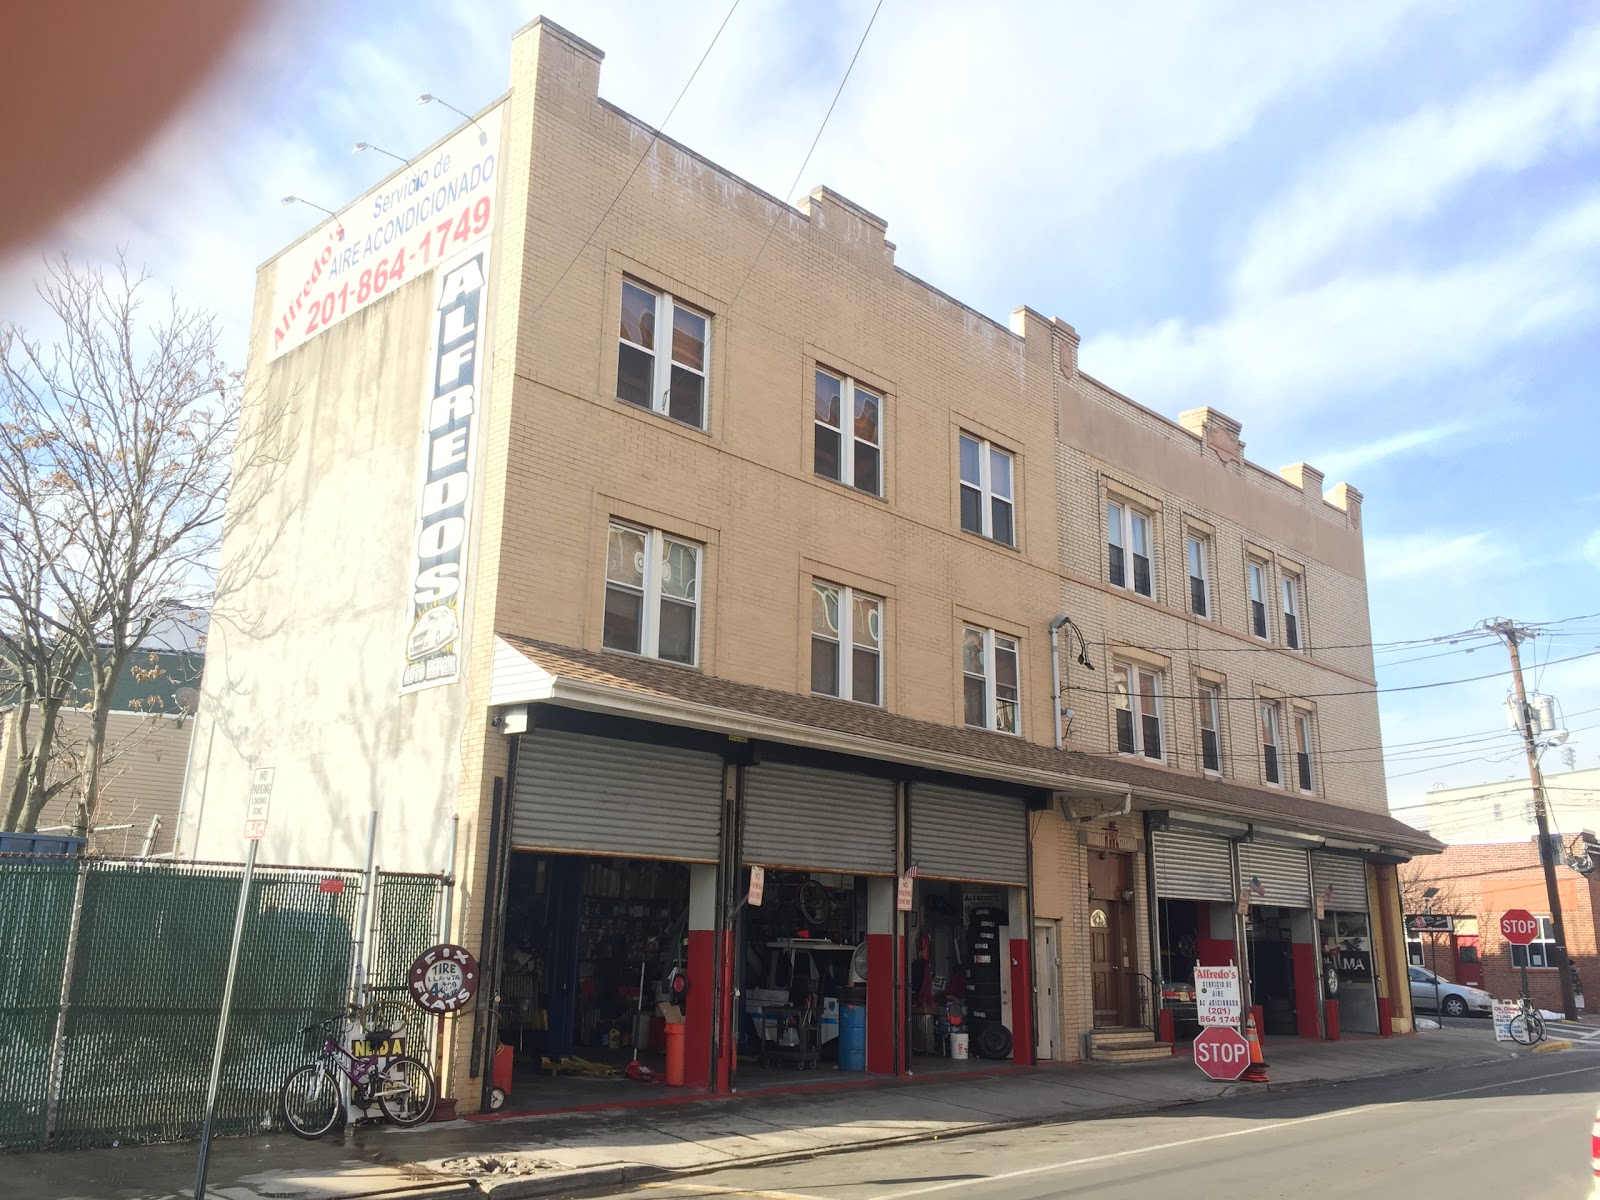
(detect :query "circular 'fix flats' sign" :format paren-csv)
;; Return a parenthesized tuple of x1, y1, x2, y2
(409, 943, 479, 1014)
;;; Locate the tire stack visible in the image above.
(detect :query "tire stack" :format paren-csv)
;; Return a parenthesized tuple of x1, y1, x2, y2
(966, 904, 1012, 1059)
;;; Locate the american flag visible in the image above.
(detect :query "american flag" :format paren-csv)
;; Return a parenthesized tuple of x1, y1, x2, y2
(1247, 876, 1267, 897)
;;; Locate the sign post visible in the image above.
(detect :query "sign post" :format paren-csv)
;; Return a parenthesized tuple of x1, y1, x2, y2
(1501, 908, 1539, 1006)
(194, 767, 272, 1200)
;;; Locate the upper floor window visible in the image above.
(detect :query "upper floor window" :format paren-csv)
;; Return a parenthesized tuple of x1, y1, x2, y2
(1113, 663, 1163, 760)
(962, 626, 1020, 735)
(812, 581, 882, 705)
(1199, 683, 1222, 774)
(1247, 559, 1270, 640)
(1107, 501, 1154, 597)
(1261, 700, 1283, 786)
(959, 435, 1015, 547)
(1282, 572, 1304, 650)
(603, 522, 700, 665)
(1186, 532, 1211, 618)
(1294, 710, 1314, 793)
(814, 370, 882, 496)
(617, 280, 709, 429)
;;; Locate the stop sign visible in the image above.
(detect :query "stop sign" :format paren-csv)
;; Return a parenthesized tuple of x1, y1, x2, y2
(1501, 909, 1540, 946)
(1193, 1025, 1250, 1080)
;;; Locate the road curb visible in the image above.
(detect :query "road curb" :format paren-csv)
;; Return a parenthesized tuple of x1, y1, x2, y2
(458, 1052, 1526, 1198)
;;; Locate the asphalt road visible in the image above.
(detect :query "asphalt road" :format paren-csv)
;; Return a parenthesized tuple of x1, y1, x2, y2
(589, 1053, 1600, 1200)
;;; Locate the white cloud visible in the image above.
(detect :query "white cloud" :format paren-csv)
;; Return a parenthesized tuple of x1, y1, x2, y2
(1233, 23, 1600, 299)
(1316, 417, 1489, 479)
(1364, 531, 1508, 582)
(1584, 529, 1600, 569)
(1082, 192, 1600, 426)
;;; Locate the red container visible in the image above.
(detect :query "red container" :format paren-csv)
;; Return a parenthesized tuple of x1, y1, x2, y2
(664, 1022, 686, 1087)
(493, 1043, 514, 1095)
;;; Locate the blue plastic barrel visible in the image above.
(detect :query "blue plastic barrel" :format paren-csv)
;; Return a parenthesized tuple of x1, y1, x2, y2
(839, 1002, 867, 1071)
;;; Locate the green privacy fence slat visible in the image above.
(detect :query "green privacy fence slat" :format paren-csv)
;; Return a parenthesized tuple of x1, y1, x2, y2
(0, 857, 442, 1151)
(0, 861, 78, 1148)
(368, 873, 444, 1056)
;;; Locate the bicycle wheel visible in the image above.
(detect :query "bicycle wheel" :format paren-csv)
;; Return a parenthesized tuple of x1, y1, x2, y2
(280, 1065, 344, 1140)
(375, 1055, 436, 1127)
(1508, 1012, 1544, 1046)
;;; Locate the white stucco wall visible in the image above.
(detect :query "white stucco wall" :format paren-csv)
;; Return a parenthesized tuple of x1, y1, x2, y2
(182, 110, 506, 872)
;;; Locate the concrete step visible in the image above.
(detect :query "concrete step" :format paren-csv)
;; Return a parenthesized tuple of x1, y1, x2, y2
(1091, 1044, 1176, 1064)
(1088, 1029, 1160, 1049)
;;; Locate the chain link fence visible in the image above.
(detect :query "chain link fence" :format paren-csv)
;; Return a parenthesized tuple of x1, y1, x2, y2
(0, 855, 443, 1150)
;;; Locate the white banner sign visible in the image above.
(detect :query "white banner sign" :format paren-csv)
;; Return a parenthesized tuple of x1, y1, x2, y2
(401, 240, 491, 693)
(1195, 964, 1242, 1027)
(1492, 998, 1519, 1041)
(747, 865, 765, 908)
(268, 106, 503, 362)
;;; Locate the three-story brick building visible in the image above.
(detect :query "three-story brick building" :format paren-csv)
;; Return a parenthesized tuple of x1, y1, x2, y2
(180, 17, 1436, 1110)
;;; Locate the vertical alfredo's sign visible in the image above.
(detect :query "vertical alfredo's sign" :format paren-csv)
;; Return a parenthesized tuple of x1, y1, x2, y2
(402, 240, 491, 693)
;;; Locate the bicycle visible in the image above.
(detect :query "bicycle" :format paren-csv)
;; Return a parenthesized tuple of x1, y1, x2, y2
(279, 1011, 437, 1139)
(1508, 994, 1546, 1046)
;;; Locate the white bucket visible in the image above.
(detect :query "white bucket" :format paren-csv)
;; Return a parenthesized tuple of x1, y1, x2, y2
(950, 1031, 970, 1060)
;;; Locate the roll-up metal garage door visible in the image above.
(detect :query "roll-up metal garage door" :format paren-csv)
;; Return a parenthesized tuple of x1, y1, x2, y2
(513, 729, 724, 862)
(1311, 853, 1369, 911)
(909, 783, 1028, 885)
(1238, 843, 1311, 908)
(743, 763, 895, 876)
(1152, 830, 1235, 901)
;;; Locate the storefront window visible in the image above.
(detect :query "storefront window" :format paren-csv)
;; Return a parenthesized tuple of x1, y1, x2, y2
(1321, 910, 1378, 1034)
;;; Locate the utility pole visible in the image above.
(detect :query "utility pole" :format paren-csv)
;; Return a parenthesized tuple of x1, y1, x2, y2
(1488, 619, 1578, 1021)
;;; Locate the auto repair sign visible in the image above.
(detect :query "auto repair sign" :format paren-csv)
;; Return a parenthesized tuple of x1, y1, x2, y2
(267, 106, 502, 362)
(401, 240, 491, 693)
(409, 943, 480, 1014)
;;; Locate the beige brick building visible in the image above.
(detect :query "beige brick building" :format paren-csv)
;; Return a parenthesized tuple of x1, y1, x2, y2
(183, 17, 1436, 1111)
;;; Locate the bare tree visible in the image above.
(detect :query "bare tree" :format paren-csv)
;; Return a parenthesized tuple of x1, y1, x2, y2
(0, 254, 245, 836)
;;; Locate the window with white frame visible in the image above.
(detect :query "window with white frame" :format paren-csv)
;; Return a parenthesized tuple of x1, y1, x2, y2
(962, 626, 1020, 735)
(1261, 699, 1283, 786)
(1294, 710, 1314, 793)
(1510, 916, 1559, 968)
(811, 581, 882, 705)
(603, 522, 701, 665)
(1199, 683, 1222, 773)
(616, 279, 710, 429)
(814, 370, 882, 496)
(1113, 663, 1163, 760)
(1106, 500, 1154, 598)
(1282, 571, 1304, 650)
(958, 435, 1015, 546)
(1247, 558, 1270, 640)
(1186, 532, 1211, 618)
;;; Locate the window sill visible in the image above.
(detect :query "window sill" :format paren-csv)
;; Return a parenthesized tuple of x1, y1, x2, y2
(613, 396, 712, 438)
(810, 689, 885, 711)
(959, 527, 1021, 554)
(599, 646, 702, 672)
(813, 471, 888, 505)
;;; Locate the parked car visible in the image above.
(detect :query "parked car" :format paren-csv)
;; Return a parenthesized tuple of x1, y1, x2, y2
(1409, 965, 1493, 1017)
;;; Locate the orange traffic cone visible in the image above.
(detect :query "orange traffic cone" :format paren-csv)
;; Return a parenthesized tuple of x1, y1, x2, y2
(1589, 1105, 1600, 1197)
(1241, 1013, 1269, 1083)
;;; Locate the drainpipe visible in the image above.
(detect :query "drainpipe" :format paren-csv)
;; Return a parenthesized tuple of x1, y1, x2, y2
(1049, 615, 1070, 751)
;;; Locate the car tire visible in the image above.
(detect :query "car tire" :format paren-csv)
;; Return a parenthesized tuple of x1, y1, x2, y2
(1442, 995, 1468, 1018)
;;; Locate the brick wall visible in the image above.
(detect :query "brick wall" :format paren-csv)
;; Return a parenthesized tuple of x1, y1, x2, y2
(1406, 841, 1597, 1010)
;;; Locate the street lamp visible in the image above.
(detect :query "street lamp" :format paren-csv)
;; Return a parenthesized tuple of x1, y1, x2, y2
(280, 195, 345, 238)
(352, 141, 411, 167)
(417, 93, 489, 145)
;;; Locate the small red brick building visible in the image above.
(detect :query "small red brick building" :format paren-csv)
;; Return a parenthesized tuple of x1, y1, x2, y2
(1404, 839, 1598, 1012)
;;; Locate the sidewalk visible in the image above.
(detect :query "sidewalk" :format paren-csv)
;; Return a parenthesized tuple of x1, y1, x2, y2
(19, 1027, 1526, 1200)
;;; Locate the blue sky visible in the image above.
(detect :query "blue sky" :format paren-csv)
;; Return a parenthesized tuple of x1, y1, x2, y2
(3, 1, 1597, 824)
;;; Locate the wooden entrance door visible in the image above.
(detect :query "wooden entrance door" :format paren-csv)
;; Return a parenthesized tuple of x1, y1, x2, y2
(1088, 850, 1134, 1027)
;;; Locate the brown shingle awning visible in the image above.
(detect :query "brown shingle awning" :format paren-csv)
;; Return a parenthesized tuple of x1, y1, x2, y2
(491, 634, 1442, 855)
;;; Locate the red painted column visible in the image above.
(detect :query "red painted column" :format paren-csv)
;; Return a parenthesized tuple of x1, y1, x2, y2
(1323, 998, 1341, 1040)
(684, 864, 717, 1090)
(866, 877, 895, 1074)
(1292, 942, 1320, 1038)
(1009, 935, 1034, 1064)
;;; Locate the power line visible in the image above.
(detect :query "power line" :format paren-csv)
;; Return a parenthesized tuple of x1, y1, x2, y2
(726, 0, 885, 311)
(1066, 646, 1600, 705)
(524, 0, 744, 323)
